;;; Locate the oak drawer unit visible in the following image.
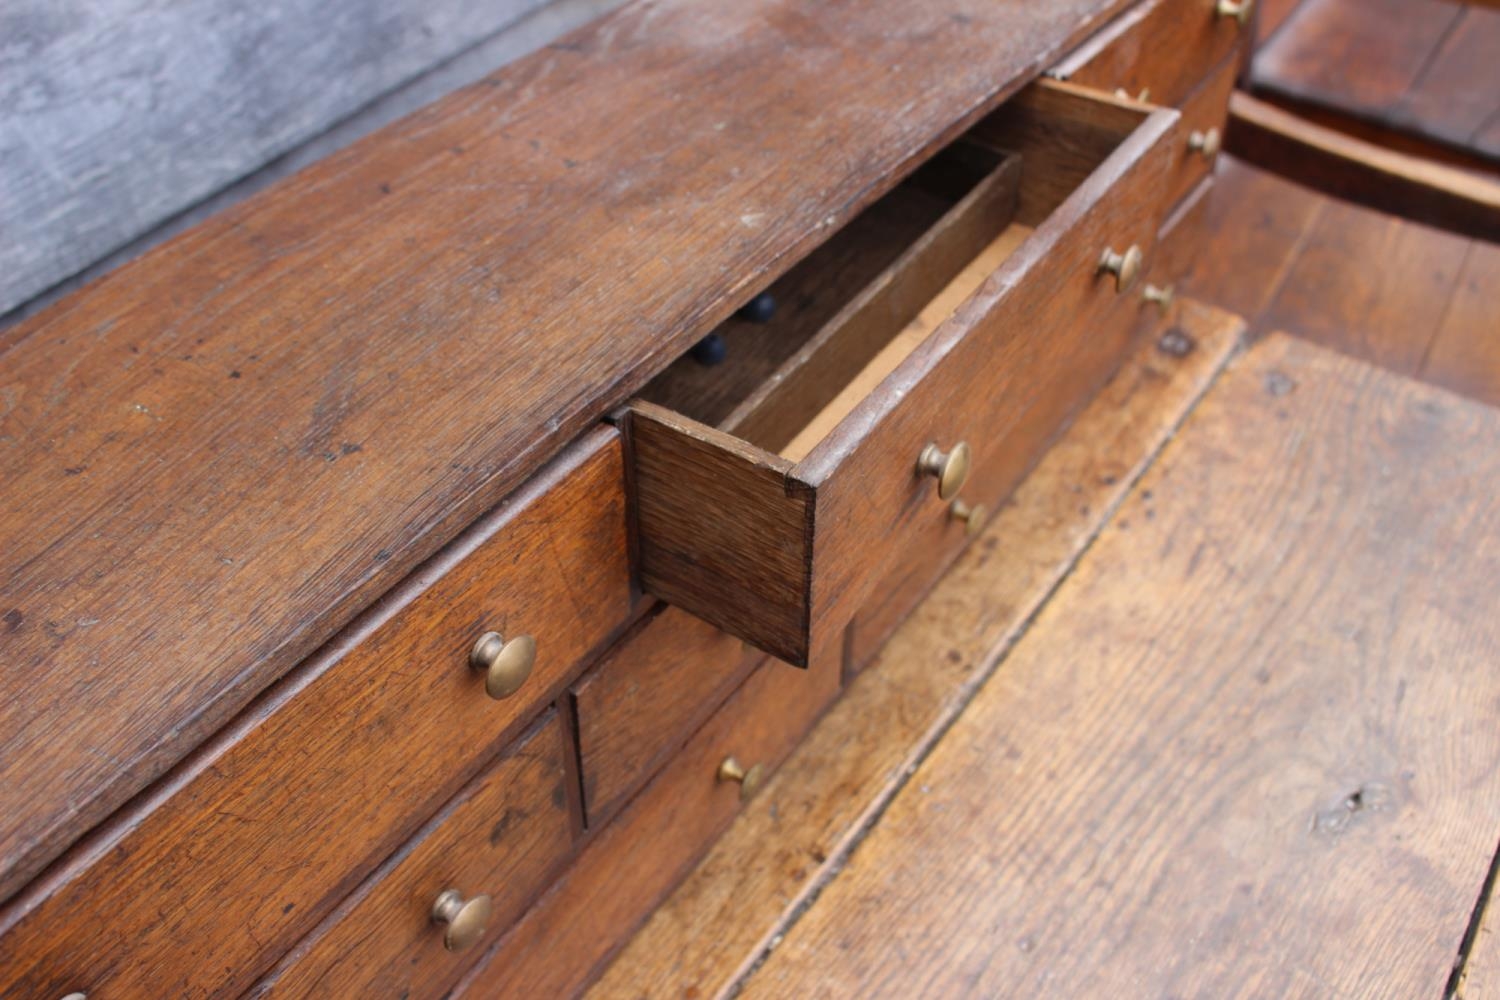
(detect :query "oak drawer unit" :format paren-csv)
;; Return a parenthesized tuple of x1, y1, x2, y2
(0, 433, 629, 998)
(0, 1, 1240, 996)
(630, 81, 1179, 670)
(452, 649, 843, 998)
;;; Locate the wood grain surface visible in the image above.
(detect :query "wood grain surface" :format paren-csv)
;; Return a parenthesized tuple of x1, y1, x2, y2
(1172, 156, 1500, 410)
(629, 403, 814, 666)
(1250, 0, 1500, 163)
(592, 302, 1246, 998)
(0, 0, 1132, 901)
(454, 645, 842, 999)
(1161, 158, 1327, 323)
(249, 710, 574, 1000)
(739, 335, 1500, 999)
(1461, 877, 1500, 997)
(0, 431, 628, 999)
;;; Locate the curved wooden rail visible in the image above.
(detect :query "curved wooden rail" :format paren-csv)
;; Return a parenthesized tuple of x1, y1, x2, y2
(1227, 91, 1500, 243)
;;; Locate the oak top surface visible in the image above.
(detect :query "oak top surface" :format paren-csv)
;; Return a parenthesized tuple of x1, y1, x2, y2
(0, 0, 1128, 902)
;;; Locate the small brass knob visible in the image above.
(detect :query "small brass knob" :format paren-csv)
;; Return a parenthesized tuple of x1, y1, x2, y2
(1113, 86, 1151, 103)
(1215, 0, 1252, 24)
(432, 889, 493, 953)
(917, 442, 972, 501)
(717, 755, 765, 802)
(1098, 245, 1144, 293)
(1143, 284, 1175, 312)
(949, 498, 988, 537)
(470, 631, 536, 700)
(1188, 127, 1222, 159)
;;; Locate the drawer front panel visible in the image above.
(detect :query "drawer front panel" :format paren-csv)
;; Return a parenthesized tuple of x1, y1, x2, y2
(803, 84, 1179, 640)
(573, 606, 762, 828)
(250, 711, 573, 1000)
(0, 429, 630, 1000)
(1164, 54, 1238, 212)
(451, 649, 841, 999)
(1052, 0, 1248, 108)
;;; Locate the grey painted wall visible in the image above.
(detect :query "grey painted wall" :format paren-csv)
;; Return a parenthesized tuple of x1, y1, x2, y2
(0, 0, 624, 320)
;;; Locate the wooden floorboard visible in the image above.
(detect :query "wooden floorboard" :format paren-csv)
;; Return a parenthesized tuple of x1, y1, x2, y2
(1419, 244, 1500, 407)
(1168, 158, 1326, 324)
(1257, 196, 1471, 373)
(589, 304, 1246, 999)
(1177, 157, 1500, 409)
(1461, 860, 1500, 998)
(735, 334, 1500, 999)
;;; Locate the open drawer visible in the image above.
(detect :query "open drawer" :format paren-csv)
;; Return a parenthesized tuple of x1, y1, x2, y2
(626, 80, 1180, 667)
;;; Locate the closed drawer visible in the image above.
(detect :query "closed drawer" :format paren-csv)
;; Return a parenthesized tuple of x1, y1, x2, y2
(1164, 55, 1238, 212)
(573, 606, 762, 828)
(1049, 0, 1249, 109)
(451, 644, 842, 998)
(248, 710, 573, 1000)
(0, 429, 630, 999)
(629, 81, 1178, 669)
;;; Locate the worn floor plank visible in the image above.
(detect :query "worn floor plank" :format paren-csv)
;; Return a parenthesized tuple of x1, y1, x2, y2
(1168, 158, 1325, 323)
(1419, 244, 1500, 408)
(1176, 157, 1500, 409)
(1462, 868, 1500, 997)
(738, 335, 1500, 1000)
(589, 302, 1244, 999)
(1257, 197, 1472, 374)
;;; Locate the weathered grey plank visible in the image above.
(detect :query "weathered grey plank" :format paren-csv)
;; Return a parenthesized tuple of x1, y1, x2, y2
(0, 0, 602, 317)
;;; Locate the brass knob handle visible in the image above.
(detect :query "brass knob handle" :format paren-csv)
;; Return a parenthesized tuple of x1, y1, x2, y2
(1215, 0, 1252, 24)
(1188, 127, 1221, 159)
(717, 755, 765, 802)
(432, 889, 493, 952)
(1098, 245, 1144, 293)
(949, 498, 988, 537)
(470, 631, 536, 700)
(1113, 86, 1151, 103)
(1143, 284, 1175, 312)
(917, 442, 972, 501)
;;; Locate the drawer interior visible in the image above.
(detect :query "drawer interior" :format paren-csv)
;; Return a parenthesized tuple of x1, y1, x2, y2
(627, 81, 1169, 665)
(638, 83, 1150, 465)
(639, 141, 1024, 455)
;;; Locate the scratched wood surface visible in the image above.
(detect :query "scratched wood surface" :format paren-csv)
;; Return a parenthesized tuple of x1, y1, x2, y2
(738, 334, 1500, 999)
(0, 0, 1131, 900)
(591, 301, 1246, 998)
